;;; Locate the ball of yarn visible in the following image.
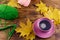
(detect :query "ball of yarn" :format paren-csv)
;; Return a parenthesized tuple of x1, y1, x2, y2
(0, 4, 18, 20)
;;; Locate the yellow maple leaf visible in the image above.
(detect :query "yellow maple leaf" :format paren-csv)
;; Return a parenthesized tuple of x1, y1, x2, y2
(36, 1, 48, 14)
(36, 1, 60, 25)
(7, 0, 21, 8)
(44, 7, 54, 19)
(45, 8, 59, 24)
(58, 11, 60, 23)
(25, 32, 35, 40)
(52, 8, 59, 24)
(15, 19, 35, 40)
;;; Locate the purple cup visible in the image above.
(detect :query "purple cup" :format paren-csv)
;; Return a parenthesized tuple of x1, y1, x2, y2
(33, 18, 55, 38)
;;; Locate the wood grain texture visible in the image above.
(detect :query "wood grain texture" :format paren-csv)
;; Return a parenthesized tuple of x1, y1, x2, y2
(0, 0, 60, 40)
(10, 0, 60, 40)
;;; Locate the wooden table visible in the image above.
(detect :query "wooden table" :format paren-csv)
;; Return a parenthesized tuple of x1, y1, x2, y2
(0, 0, 60, 40)
(10, 6, 60, 40)
(10, 0, 60, 40)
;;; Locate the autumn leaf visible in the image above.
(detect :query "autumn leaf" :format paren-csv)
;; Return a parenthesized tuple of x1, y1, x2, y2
(58, 11, 60, 23)
(36, 1, 60, 25)
(7, 0, 21, 8)
(25, 32, 35, 40)
(36, 1, 48, 14)
(44, 6, 54, 19)
(52, 8, 59, 24)
(15, 19, 35, 40)
(44, 8, 60, 24)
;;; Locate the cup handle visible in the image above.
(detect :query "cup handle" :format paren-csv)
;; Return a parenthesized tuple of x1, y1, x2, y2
(51, 20, 54, 22)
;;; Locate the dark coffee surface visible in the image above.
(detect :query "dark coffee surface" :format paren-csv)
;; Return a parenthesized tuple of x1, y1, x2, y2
(40, 20, 51, 30)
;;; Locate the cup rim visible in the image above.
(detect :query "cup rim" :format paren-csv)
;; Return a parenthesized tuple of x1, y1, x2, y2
(36, 18, 54, 32)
